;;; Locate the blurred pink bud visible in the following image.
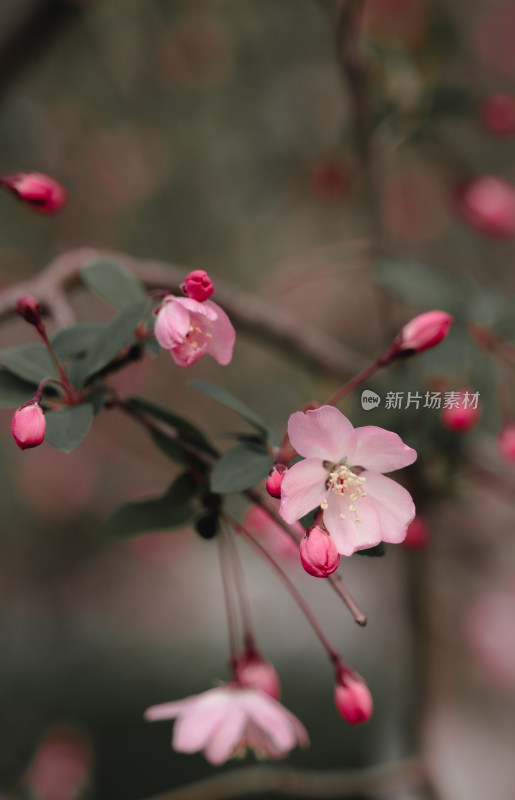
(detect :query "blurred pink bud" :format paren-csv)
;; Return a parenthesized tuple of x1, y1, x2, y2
(300, 525, 340, 578)
(265, 464, 287, 499)
(242, 505, 300, 562)
(456, 176, 515, 238)
(16, 294, 42, 327)
(334, 674, 373, 725)
(441, 391, 480, 433)
(12, 403, 46, 450)
(181, 269, 214, 302)
(24, 727, 92, 800)
(396, 310, 453, 355)
(1, 172, 67, 214)
(233, 648, 281, 700)
(497, 424, 515, 462)
(480, 93, 515, 136)
(402, 516, 430, 550)
(310, 160, 348, 203)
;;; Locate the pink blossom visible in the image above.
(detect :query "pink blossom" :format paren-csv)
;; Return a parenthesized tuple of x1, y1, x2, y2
(334, 674, 373, 725)
(1, 172, 67, 214)
(300, 525, 340, 577)
(456, 176, 515, 238)
(481, 93, 515, 136)
(396, 310, 453, 355)
(12, 403, 46, 450)
(279, 406, 416, 556)
(498, 424, 515, 463)
(144, 684, 308, 764)
(265, 464, 287, 499)
(154, 295, 235, 366)
(242, 505, 300, 562)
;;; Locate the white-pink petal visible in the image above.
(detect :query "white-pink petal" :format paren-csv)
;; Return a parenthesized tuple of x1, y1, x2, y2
(288, 405, 357, 462)
(279, 458, 327, 524)
(173, 295, 218, 320)
(361, 471, 415, 543)
(201, 707, 248, 765)
(323, 493, 382, 556)
(154, 298, 191, 349)
(204, 300, 236, 365)
(351, 426, 417, 473)
(172, 695, 229, 753)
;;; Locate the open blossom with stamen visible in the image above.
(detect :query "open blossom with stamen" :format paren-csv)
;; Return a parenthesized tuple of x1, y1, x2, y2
(279, 406, 416, 556)
(144, 684, 308, 765)
(154, 295, 235, 367)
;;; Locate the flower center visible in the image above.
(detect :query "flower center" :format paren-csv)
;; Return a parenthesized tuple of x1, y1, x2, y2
(320, 463, 367, 522)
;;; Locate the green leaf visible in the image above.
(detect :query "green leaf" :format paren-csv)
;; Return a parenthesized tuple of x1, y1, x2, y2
(0, 369, 36, 408)
(44, 403, 94, 452)
(51, 323, 107, 359)
(78, 300, 148, 382)
(375, 259, 456, 309)
(148, 427, 189, 467)
(81, 258, 147, 309)
(97, 473, 200, 541)
(0, 344, 59, 384)
(127, 396, 217, 456)
(210, 443, 273, 493)
(190, 379, 280, 446)
(356, 542, 386, 557)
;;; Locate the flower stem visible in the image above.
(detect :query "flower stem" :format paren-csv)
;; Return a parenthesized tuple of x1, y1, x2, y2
(217, 531, 239, 662)
(326, 356, 386, 407)
(224, 526, 256, 647)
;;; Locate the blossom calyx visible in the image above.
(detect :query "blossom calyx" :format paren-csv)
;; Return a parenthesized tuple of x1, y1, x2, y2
(16, 295, 43, 328)
(394, 310, 453, 356)
(334, 672, 373, 725)
(1, 172, 67, 214)
(300, 525, 340, 578)
(265, 464, 287, 499)
(181, 270, 214, 302)
(233, 646, 281, 700)
(12, 403, 46, 450)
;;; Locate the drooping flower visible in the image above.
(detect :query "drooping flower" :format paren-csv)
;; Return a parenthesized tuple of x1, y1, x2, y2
(12, 403, 46, 450)
(1, 172, 67, 214)
(279, 405, 416, 556)
(300, 525, 340, 577)
(144, 684, 308, 765)
(154, 295, 235, 367)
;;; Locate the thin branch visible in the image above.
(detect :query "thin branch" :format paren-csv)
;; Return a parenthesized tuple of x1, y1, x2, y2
(142, 757, 425, 800)
(0, 247, 368, 377)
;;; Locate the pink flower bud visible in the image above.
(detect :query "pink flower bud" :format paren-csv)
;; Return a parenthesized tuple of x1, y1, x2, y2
(300, 525, 340, 578)
(334, 674, 373, 725)
(265, 464, 287, 499)
(1, 172, 67, 214)
(310, 159, 348, 203)
(181, 270, 214, 302)
(402, 516, 430, 550)
(456, 176, 515, 238)
(12, 403, 46, 450)
(16, 295, 42, 327)
(233, 649, 281, 700)
(480, 93, 515, 136)
(396, 310, 453, 355)
(441, 391, 480, 433)
(497, 424, 515, 463)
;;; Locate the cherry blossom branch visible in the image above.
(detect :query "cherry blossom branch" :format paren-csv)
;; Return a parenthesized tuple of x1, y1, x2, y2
(142, 756, 425, 800)
(0, 248, 367, 378)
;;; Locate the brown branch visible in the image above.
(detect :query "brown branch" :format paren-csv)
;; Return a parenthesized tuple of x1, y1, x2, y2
(142, 757, 425, 800)
(0, 247, 368, 378)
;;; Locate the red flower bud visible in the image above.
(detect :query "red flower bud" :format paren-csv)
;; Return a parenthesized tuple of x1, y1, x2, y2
(1, 172, 67, 214)
(402, 516, 430, 550)
(16, 295, 42, 327)
(334, 674, 373, 725)
(265, 464, 287, 499)
(12, 403, 46, 450)
(480, 94, 515, 136)
(300, 525, 340, 578)
(181, 270, 214, 302)
(440, 390, 480, 433)
(233, 649, 281, 700)
(456, 176, 515, 238)
(498, 424, 515, 463)
(396, 310, 453, 355)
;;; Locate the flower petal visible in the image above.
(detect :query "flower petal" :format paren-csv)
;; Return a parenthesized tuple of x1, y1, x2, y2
(351, 426, 417, 473)
(202, 706, 248, 765)
(173, 693, 230, 754)
(174, 296, 218, 320)
(279, 458, 327, 524)
(241, 691, 308, 752)
(288, 405, 357, 461)
(204, 300, 236, 365)
(154, 298, 190, 349)
(323, 494, 382, 556)
(144, 695, 199, 722)
(361, 471, 416, 543)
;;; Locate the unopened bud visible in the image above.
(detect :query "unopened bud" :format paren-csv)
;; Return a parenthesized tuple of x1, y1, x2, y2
(334, 673, 373, 725)
(300, 525, 340, 578)
(12, 403, 46, 450)
(16, 295, 42, 327)
(456, 176, 515, 238)
(480, 94, 515, 136)
(394, 310, 453, 356)
(441, 391, 480, 433)
(1, 172, 67, 214)
(498, 424, 515, 463)
(181, 270, 214, 302)
(402, 516, 430, 550)
(265, 464, 287, 499)
(234, 648, 281, 700)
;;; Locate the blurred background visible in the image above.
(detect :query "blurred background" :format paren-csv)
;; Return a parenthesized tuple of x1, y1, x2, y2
(0, 1, 514, 798)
